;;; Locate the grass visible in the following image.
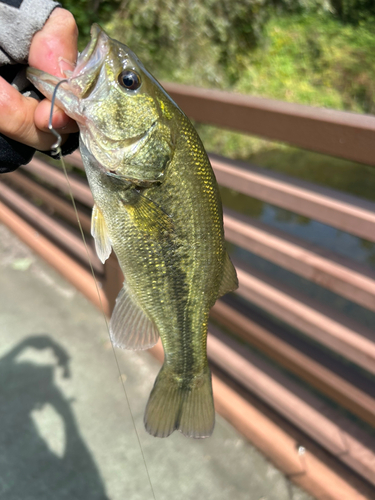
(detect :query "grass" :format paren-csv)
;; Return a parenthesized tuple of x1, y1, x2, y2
(188, 14, 375, 202)
(237, 14, 375, 113)
(106, 11, 375, 203)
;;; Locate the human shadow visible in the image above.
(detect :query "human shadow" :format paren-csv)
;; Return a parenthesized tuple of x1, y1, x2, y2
(0, 335, 109, 499)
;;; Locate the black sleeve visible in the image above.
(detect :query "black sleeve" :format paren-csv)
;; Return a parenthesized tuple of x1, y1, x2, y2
(0, 134, 35, 174)
(0, 131, 80, 174)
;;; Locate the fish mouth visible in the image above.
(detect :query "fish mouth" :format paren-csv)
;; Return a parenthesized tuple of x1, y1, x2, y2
(68, 24, 110, 98)
(73, 24, 106, 80)
(27, 24, 109, 101)
(27, 67, 62, 92)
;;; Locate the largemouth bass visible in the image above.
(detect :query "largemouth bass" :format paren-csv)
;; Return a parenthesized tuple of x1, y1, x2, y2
(27, 25, 238, 438)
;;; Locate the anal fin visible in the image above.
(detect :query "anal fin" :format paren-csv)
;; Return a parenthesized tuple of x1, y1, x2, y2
(91, 204, 112, 263)
(217, 252, 238, 299)
(110, 282, 159, 350)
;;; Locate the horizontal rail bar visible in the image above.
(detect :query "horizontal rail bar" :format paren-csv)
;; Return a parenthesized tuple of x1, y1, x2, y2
(67, 152, 375, 311)
(23, 158, 93, 207)
(0, 201, 109, 314)
(63, 152, 85, 170)
(0, 183, 102, 274)
(2, 171, 91, 233)
(66, 151, 375, 243)
(234, 261, 375, 374)
(101, 254, 123, 314)
(211, 300, 375, 427)
(22, 158, 375, 368)
(208, 327, 375, 485)
(213, 154, 375, 242)
(151, 340, 371, 500)
(163, 81, 375, 167)
(65, 151, 85, 172)
(224, 209, 375, 311)
(212, 375, 372, 500)
(0, 173, 374, 499)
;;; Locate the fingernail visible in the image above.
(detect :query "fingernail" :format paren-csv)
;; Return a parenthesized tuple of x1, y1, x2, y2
(52, 108, 69, 129)
(58, 56, 76, 78)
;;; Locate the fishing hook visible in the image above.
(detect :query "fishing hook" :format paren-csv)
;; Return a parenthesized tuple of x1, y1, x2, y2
(48, 79, 69, 155)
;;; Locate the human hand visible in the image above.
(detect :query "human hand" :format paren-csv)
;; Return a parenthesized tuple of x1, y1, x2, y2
(0, 8, 79, 151)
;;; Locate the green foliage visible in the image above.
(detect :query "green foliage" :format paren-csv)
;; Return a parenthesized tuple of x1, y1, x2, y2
(59, 0, 121, 47)
(330, 0, 375, 24)
(269, 0, 331, 13)
(268, 0, 375, 23)
(59, 1, 375, 203)
(106, 0, 270, 85)
(238, 14, 375, 113)
(103, 4, 375, 114)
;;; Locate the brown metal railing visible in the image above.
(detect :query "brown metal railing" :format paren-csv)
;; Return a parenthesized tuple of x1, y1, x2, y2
(164, 82, 375, 166)
(1, 85, 375, 500)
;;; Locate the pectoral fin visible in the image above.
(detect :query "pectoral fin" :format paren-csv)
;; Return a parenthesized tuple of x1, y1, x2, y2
(110, 282, 160, 350)
(91, 204, 112, 263)
(122, 191, 174, 237)
(217, 252, 238, 299)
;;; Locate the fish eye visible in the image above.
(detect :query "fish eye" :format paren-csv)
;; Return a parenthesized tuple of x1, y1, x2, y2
(118, 70, 141, 91)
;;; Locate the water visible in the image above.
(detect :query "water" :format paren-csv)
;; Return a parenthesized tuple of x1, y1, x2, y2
(217, 145, 375, 333)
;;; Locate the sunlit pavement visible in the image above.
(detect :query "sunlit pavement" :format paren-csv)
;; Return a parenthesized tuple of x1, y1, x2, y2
(0, 223, 313, 500)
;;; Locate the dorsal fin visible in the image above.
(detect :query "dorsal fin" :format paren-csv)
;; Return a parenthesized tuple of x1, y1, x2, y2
(91, 204, 112, 263)
(110, 282, 160, 350)
(217, 252, 238, 299)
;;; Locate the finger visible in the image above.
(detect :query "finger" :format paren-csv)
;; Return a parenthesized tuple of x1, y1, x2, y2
(34, 98, 79, 134)
(28, 8, 78, 78)
(0, 9, 79, 151)
(29, 8, 78, 147)
(0, 76, 70, 150)
(29, 8, 79, 139)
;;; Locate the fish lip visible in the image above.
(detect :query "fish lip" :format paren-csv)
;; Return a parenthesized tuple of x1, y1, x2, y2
(73, 24, 103, 77)
(26, 67, 63, 88)
(68, 24, 110, 100)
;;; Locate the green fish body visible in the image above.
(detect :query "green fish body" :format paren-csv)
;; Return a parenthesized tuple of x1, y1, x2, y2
(27, 25, 238, 438)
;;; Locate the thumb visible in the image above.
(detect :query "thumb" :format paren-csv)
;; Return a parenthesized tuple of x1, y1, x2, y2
(28, 8, 79, 142)
(28, 8, 78, 78)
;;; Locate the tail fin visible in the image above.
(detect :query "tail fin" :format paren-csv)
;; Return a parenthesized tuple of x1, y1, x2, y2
(144, 364, 215, 439)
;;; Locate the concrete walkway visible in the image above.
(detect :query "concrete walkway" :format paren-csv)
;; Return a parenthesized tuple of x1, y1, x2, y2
(0, 223, 313, 500)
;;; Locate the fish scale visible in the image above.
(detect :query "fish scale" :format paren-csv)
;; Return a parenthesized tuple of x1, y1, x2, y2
(27, 24, 238, 438)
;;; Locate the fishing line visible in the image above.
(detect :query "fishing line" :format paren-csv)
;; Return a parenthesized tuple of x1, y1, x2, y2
(48, 81, 157, 500)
